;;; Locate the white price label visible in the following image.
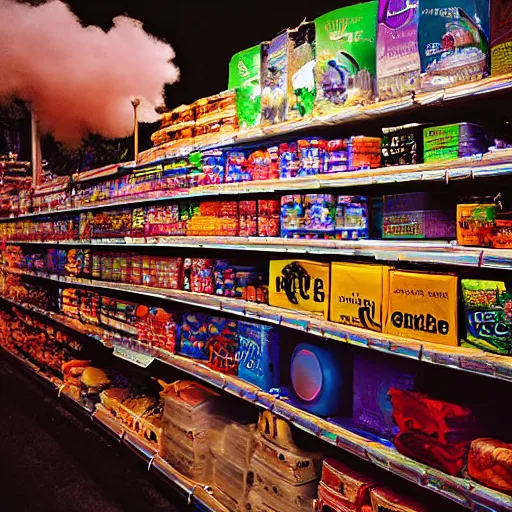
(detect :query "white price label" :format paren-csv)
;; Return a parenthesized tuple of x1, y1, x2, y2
(113, 346, 155, 368)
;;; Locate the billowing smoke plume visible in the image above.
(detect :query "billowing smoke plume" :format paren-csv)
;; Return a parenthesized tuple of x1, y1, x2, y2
(0, 0, 179, 143)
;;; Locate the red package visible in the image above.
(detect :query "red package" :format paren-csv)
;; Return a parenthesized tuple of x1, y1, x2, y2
(258, 200, 280, 237)
(389, 388, 481, 476)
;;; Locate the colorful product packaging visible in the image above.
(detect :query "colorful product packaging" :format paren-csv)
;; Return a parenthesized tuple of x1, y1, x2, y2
(186, 201, 239, 237)
(205, 316, 239, 374)
(456, 202, 497, 246)
(269, 259, 330, 319)
(383, 192, 456, 239)
(297, 138, 327, 176)
(335, 195, 369, 240)
(246, 149, 278, 181)
(258, 200, 280, 237)
(281, 194, 304, 237)
(325, 139, 348, 174)
(134, 305, 177, 353)
(353, 352, 416, 439)
(381, 123, 424, 166)
(183, 258, 214, 294)
(377, 0, 421, 100)
(314, 2, 378, 112)
(385, 270, 459, 346)
(145, 205, 183, 237)
(303, 194, 336, 236)
(79, 290, 100, 326)
(288, 22, 317, 118)
(260, 22, 316, 124)
(278, 142, 300, 179)
(228, 45, 263, 129)
(348, 136, 382, 170)
(225, 151, 249, 183)
(192, 150, 226, 187)
(390, 389, 481, 476)
(423, 123, 488, 163)
(178, 313, 239, 373)
(330, 262, 391, 332)
(461, 279, 512, 355)
(239, 200, 258, 237)
(237, 322, 280, 391)
(261, 32, 291, 125)
(99, 296, 138, 336)
(491, 0, 512, 75)
(178, 312, 208, 359)
(419, 0, 490, 91)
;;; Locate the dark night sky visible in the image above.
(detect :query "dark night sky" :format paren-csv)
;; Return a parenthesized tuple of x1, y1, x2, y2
(65, 0, 353, 109)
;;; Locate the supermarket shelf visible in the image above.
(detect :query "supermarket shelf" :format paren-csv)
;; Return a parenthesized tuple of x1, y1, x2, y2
(1, 296, 512, 511)
(7, 268, 512, 382)
(130, 73, 512, 161)
(4, 153, 512, 222)
(0, 342, 228, 512)
(6, 237, 512, 271)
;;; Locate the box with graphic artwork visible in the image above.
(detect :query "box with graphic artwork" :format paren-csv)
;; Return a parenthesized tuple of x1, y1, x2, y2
(178, 313, 239, 372)
(456, 202, 497, 246)
(261, 31, 290, 125)
(288, 22, 317, 119)
(385, 270, 458, 346)
(269, 259, 330, 319)
(335, 195, 368, 240)
(382, 123, 424, 166)
(491, 0, 512, 76)
(419, 0, 490, 91)
(229, 45, 263, 129)
(237, 322, 280, 391)
(315, 2, 378, 113)
(330, 262, 390, 332)
(461, 279, 512, 355)
(383, 192, 456, 239)
(377, 0, 421, 100)
(353, 351, 416, 439)
(261, 23, 316, 125)
(423, 123, 488, 163)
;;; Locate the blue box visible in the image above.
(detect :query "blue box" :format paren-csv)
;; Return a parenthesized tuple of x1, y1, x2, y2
(237, 322, 280, 391)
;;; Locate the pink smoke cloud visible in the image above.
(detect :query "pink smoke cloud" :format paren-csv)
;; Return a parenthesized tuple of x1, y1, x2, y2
(0, 0, 179, 144)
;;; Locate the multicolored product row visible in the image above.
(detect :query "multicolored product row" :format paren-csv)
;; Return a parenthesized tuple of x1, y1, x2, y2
(5, 190, 512, 247)
(270, 258, 512, 356)
(4, 243, 512, 356)
(4, 119, 501, 219)
(152, 0, 510, 149)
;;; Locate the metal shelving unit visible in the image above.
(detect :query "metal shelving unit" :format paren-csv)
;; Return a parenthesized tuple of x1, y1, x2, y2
(0, 339, 227, 512)
(5, 237, 512, 270)
(1, 295, 511, 511)
(6, 267, 512, 382)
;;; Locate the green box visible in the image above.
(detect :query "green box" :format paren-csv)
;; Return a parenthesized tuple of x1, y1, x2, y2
(228, 45, 263, 129)
(314, 2, 378, 112)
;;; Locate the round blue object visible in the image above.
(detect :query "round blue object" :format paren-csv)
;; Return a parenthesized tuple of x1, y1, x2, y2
(290, 343, 345, 417)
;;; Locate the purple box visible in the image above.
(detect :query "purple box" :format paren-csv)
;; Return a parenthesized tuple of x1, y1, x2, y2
(353, 352, 416, 439)
(382, 192, 456, 239)
(377, 0, 421, 100)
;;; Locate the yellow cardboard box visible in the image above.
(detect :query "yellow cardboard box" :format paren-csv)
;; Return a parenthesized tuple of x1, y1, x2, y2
(330, 262, 391, 332)
(385, 270, 458, 346)
(269, 260, 330, 319)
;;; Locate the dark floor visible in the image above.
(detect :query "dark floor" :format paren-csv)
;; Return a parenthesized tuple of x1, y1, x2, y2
(0, 354, 189, 512)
